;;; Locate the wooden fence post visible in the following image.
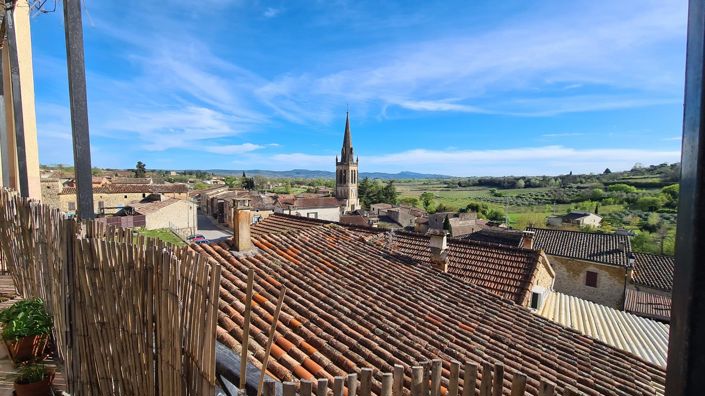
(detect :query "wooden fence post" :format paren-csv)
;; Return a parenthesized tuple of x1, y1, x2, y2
(479, 363, 493, 396)
(430, 359, 442, 396)
(360, 368, 373, 396)
(317, 378, 329, 396)
(263, 380, 276, 396)
(334, 376, 345, 396)
(411, 366, 424, 396)
(378, 372, 392, 396)
(392, 364, 404, 396)
(538, 380, 555, 396)
(347, 373, 359, 396)
(301, 380, 313, 396)
(492, 363, 504, 396)
(448, 361, 460, 396)
(510, 372, 526, 396)
(283, 382, 297, 396)
(462, 362, 478, 396)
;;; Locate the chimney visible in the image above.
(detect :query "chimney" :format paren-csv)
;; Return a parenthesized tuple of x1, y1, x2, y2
(618, 241, 626, 253)
(520, 231, 535, 249)
(233, 206, 253, 252)
(427, 229, 449, 272)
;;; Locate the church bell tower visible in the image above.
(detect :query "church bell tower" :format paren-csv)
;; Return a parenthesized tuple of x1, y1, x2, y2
(335, 112, 360, 213)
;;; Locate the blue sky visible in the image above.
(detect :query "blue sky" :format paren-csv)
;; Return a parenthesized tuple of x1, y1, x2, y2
(32, 0, 686, 176)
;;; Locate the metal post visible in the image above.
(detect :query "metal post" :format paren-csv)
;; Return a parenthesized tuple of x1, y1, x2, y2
(4, 4, 29, 197)
(63, 0, 94, 219)
(666, 0, 705, 394)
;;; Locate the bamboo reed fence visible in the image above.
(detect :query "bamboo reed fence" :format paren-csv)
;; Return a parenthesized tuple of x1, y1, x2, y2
(255, 359, 571, 396)
(0, 190, 221, 395)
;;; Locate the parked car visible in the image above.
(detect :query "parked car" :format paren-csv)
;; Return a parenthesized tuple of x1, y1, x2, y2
(187, 234, 206, 242)
(194, 239, 210, 245)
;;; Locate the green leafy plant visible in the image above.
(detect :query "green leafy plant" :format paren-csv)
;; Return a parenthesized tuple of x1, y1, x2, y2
(15, 364, 49, 384)
(0, 299, 52, 340)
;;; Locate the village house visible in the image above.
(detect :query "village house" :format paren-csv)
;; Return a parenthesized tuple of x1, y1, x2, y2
(525, 227, 631, 308)
(624, 252, 674, 322)
(114, 198, 198, 236)
(56, 183, 189, 215)
(547, 211, 602, 228)
(459, 227, 524, 246)
(193, 213, 666, 395)
(274, 196, 341, 221)
(419, 211, 487, 237)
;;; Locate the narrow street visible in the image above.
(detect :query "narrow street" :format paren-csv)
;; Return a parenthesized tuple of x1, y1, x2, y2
(197, 211, 232, 243)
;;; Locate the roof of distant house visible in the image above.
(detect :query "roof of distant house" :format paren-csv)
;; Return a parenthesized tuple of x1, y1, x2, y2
(624, 289, 672, 322)
(60, 183, 188, 195)
(459, 228, 523, 247)
(537, 291, 669, 367)
(251, 213, 383, 238)
(562, 211, 601, 222)
(340, 214, 369, 226)
(278, 196, 341, 210)
(110, 177, 152, 184)
(192, 225, 666, 395)
(526, 227, 631, 267)
(632, 252, 675, 291)
(367, 230, 549, 305)
(125, 198, 186, 215)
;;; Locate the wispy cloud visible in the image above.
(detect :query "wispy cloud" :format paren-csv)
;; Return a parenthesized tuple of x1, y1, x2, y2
(237, 145, 680, 176)
(263, 7, 282, 18)
(203, 143, 265, 155)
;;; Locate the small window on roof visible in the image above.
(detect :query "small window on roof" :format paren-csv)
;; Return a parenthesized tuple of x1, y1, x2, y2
(585, 271, 598, 288)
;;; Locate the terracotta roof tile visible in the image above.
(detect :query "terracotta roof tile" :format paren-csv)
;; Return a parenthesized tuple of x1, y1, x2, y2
(368, 231, 543, 305)
(632, 253, 674, 291)
(193, 226, 665, 395)
(624, 289, 672, 322)
(527, 227, 631, 267)
(60, 183, 188, 195)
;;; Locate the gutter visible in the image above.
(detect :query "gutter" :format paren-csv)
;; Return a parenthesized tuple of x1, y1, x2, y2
(215, 341, 283, 396)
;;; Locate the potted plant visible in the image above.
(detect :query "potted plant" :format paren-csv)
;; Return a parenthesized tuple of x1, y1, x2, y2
(13, 363, 54, 396)
(0, 299, 52, 363)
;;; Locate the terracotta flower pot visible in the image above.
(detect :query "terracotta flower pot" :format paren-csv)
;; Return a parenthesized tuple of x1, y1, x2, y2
(4, 334, 48, 363)
(14, 375, 53, 396)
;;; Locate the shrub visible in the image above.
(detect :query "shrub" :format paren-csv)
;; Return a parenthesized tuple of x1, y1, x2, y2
(0, 299, 52, 340)
(15, 364, 49, 385)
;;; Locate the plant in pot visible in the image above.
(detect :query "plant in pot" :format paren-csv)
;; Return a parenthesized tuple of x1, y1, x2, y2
(14, 363, 54, 396)
(0, 298, 52, 363)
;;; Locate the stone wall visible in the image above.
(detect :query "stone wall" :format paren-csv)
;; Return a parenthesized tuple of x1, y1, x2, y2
(547, 255, 626, 308)
(144, 200, 197, 232)
(40, 179, 61, 209)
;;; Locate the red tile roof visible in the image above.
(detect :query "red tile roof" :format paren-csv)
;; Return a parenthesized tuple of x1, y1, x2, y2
(368, 231, 547, 305)
(624, 289, 671, 322)
(278, 197, 341, 210)
(527, 227, 631, 267)
(632, 253, 674, 291)
(251, 213, 383, 239)
(193, 225, 665, 395)
(60, 183, 188, 195)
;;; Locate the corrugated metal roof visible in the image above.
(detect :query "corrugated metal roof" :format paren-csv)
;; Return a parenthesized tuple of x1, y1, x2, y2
(537, 291, 670, 367)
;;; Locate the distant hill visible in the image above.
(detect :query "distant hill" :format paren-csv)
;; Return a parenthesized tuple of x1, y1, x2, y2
(207, 169, 452, 180)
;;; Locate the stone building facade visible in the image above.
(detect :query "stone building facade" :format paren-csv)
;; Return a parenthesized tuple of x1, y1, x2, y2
(545, 255, 626, 308)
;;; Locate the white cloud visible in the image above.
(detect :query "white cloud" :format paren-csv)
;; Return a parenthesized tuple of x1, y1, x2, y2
(203, 143, 264, 154)
(263, 7, 282, 18)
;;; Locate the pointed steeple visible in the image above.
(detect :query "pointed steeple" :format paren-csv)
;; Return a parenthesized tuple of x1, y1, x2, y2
(340, 112, 354, 163)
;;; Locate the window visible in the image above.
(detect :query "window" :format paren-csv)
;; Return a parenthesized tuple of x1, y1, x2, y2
(585, 271, 598, 288)
(530, 292, 541, 309)
(307, 212, 318, 219)
(98, 201, 105, 209)
(124, 195, 128, 199)
(68, 202, 76, 211)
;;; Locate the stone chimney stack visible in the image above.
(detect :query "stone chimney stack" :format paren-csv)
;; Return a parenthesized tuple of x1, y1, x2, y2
(427, 229, 449, 272)
(233, 206, 253, 252)
(520, 231, 535, 249)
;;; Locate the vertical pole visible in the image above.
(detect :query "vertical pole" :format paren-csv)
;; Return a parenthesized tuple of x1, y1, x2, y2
(4, 5, 28, 197)
(666, 0, 705, 394)
(0, 53, 10, 187)
(63, 0, 94, 219)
